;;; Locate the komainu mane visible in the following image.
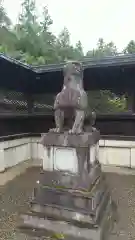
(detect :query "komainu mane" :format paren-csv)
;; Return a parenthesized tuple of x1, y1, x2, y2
(50, 61, 95, 134)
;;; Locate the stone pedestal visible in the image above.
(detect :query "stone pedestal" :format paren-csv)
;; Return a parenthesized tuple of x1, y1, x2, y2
(18, 131, 117, 240)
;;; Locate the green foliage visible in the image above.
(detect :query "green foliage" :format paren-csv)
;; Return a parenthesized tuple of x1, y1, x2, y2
(0, 0, 132, 113)
(19, 0, 37, 26)
(86, 38, 117, 58)
(40, 6, 53, 32)
(0, 0, 11, 27)
(88, 91, 126, 114)
(123, 40, 135, 54)
(52, 233, 65, 240)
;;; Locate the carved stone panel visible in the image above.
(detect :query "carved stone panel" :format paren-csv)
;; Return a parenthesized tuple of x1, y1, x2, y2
(54, 147, 78, 173)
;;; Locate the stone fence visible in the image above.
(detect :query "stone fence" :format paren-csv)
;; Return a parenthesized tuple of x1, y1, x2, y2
(0, 134, 135, 172)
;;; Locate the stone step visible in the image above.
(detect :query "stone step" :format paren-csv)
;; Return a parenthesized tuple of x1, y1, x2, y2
(32, 179, 107, 216)
(18, 214, 107, 240)
(18, 195, 115, 240)
(19, 210, 96, 228)
(31, 191, 110, 226)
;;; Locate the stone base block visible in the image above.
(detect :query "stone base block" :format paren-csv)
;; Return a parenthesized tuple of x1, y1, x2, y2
(18, 199, 115, 240)
(18, 131, 117, 239)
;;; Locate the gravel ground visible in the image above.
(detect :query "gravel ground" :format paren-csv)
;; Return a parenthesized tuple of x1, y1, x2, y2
(106, 173, 135, 240)
(0, 167, 135, 240)
(0, 167, 41, 240)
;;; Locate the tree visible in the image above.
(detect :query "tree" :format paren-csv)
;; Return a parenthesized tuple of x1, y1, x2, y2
(85, 38, 125, 113)
(19, 0, 37, 26)
(0, 1, 16, 54)
(0, 27, 17, 52)
(86, 38, 117, 58)
(124, 40, 135, 54)
(0, 0, 11, 27)
(88, 90, 126, 114)
(58, 27, 70, 48)
(40, 6, 53, 32)
(73, 40, 84, 59)
(0, 1, 126, 113)
(14, 0, 41, 57)
(14, 2, 58, 64)
(56, 28, 84, 62)
(55, 27, 72, 61)
(38, 6, 57, 64)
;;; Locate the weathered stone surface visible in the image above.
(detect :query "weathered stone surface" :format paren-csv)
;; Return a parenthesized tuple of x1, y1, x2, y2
(40, 131, 100, 147)
(37, 165, 102, 191)
(49, 61, 95, 134)
(18, 61, 117, 240)
(32, 176, 107, 218)
(18, 138, 116, 240)
(19, 198, 114, 240)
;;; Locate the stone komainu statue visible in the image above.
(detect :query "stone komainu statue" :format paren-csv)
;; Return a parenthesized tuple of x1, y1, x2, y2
(50, 61, 96, 134)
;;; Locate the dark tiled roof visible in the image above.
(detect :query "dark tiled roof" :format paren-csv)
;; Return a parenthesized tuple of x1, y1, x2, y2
(0, 53, 135, 93)
(32, 53, 135, 73)
(1, 53, 135, 73)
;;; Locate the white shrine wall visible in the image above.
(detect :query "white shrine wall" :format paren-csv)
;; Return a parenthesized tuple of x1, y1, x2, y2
(0, 135, 135, 172)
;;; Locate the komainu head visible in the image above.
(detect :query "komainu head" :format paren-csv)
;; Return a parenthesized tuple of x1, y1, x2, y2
(63, 61, 83, 78)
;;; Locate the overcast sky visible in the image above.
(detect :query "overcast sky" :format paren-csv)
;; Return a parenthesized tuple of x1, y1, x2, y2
(3, 0, 135, 53)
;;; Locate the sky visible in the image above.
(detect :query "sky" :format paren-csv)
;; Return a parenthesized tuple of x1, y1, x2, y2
(3, 0, 135, 53)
